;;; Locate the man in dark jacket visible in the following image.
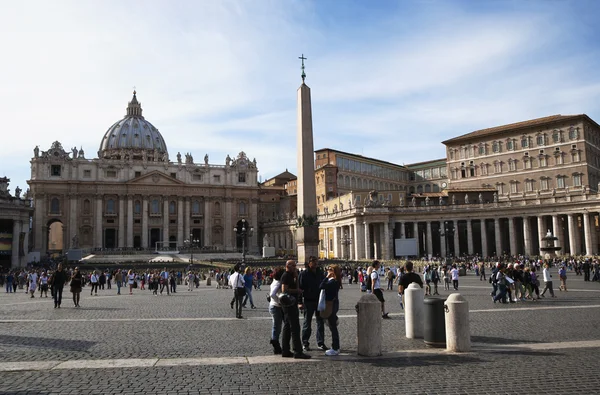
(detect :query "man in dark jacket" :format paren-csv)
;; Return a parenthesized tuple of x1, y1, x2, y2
(51, 263, 68, 308)
(298, 256, 327, 351)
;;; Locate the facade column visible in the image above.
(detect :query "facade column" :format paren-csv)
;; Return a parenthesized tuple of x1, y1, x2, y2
(34, 194, 45, 251)
(22, 221, 29, 266)
(126, 196, 133, 248)
(494, 218, 502, 256)
(568, 214, 577, 255)
(11, 220, 20, 268)
(184, 198, 191, 245)
(508, 217, 516, 255)
(95, 196, 103, 248)
(440, 222, 447, 258)
(162, 198, 169, 247)
(224, 198, 233, 249)
(349, 224, 355, 260)
(426, 221, 433, 258)
(364, 222, 371, 260)
(453, 220, 460, 257)
(384, 221, 392, 260)
(591, 214, 598, 255)
(177, 198, 184, 248)
(481, 219, 488, 258)
(353, 221, 362, 259)
(399, 221, 405, 238)
(204, 199, 212, 248)
(333, 226, 339, 258)
(540, 216, 548, 256)
(142, 198, 148, 248)
(118, 196, 125, 248)
(69, 194, 77, 249)
(523, 217, 531, 256)
(466, 219, 474, 255)
(552, 215, 567, 255)
(583, 212, 593, 256)
(413, 222, 420, 257)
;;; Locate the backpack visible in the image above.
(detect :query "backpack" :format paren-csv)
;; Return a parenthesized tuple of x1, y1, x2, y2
(364, 271, 373, 290)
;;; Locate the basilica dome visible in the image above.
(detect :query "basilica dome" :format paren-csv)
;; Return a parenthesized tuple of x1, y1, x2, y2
(98, 92, 168, 159)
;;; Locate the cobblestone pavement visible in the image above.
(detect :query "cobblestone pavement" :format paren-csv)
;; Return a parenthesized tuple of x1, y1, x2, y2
(0, 273, 599, 394)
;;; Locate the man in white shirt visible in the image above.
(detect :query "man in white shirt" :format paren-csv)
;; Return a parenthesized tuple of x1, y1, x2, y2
(450, 265, 460, 290)
(540, 263, 556, 298)
(229, 265, 245, 319)
(370, 260, 390, 319)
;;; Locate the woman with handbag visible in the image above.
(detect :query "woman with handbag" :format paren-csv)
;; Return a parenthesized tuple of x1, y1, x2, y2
(319, 264, 341, 356)
(268, 267, 285, 354)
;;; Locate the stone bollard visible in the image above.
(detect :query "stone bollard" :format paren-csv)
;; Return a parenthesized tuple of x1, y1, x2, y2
(357, 294, 382, 356)
(405, 283, 424, 339)
(444, 293, 471, 352)
(206, 277, 211, 286)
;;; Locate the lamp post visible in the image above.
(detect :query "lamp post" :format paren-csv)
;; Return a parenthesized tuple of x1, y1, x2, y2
(184, 234, 200, 265)
(234, 219, 254, 265)
(341, 231, 353, 260)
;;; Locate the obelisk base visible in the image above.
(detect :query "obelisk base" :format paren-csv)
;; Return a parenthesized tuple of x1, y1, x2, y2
(296, 225, 319, 265)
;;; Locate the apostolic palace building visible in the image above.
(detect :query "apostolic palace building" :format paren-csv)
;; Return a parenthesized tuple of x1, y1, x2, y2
(27, 92, 260, 259)
(3, 89, 598, 269)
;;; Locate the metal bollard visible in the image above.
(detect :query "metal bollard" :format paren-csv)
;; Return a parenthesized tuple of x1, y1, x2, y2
(357, 294, 382, 356)
(206, 277, 211, 286)
(405, 283, 424, 339)
(444, 293, 471, 352)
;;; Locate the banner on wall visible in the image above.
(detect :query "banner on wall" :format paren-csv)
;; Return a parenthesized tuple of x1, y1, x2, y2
(0, 232, 12, 255)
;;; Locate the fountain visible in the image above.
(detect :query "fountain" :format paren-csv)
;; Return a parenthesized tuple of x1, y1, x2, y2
(540, 230, 561, 259)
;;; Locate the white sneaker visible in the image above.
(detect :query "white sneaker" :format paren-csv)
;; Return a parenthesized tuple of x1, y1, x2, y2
(325, 349, 340, 356)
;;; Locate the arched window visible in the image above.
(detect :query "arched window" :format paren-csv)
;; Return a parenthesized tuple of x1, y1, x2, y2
(433, 184, 440, 192)
(169, 201, 176, 214)
(239, 201, 247, 216)
(351, 177, 356, 189)
(151, 199, 160, 214)
(83, 199, 91, 214)
(214, 201, 221, 215)
(409, 186, 415, 195)
(417, 185, 423, 194)
(344, 175, 350, 187)
(134, 200, 141, 214)
(192, 200, 200, 214)
(106, 199, 115, 213)
(425, 184, 431, 193)
(50, 198, 60, 214)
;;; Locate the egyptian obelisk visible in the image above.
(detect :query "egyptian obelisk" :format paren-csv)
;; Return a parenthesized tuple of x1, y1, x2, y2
(296, 54, 319, 264)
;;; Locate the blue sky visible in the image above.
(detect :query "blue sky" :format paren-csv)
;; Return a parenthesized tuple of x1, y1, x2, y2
(1, 0, 600, 194)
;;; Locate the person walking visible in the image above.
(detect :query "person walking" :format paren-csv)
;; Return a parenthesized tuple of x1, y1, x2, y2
(280, 260, 311, 359)
(268, 267, 284, 354)
(320, 264, 341, 356)
(450, 264, 459, 290)
(39, 271, 49, 298)
(559, 265, 568, 292)
(90, 271, 99, 296)
(242, 267, 256, 309)
(298, 256, 326, 351)
(50, 264, 68, 308)
(70, 267, 83, 307)
(541, 263, 556, 298)
(27, 270, 38, 298)
(114, 270, 122, 295)
(127, 270, 135, 295)
(370, 260, 390, 319)
(229, 265, 246, 319)
(159, 268, 170, 295)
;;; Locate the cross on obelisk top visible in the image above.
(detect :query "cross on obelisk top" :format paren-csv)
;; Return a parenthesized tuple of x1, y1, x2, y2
(299, 54, 307, 83)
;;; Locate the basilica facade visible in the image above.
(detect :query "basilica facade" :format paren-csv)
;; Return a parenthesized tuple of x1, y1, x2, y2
(28, 92, 260, 257)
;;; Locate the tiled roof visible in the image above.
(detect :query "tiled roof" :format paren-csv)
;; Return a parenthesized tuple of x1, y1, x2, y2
(442, 114, 587, 145)
(315, 148, 407, 170)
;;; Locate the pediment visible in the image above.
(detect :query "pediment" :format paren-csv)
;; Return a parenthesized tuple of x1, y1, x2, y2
(128, 171, 185, 185)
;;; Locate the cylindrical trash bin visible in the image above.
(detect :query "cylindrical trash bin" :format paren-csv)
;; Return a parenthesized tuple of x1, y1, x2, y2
(423, 297, 446, 348)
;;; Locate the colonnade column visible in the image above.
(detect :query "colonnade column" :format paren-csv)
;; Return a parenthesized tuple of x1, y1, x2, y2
(11, 220, 20, 268)
(118, 196, 125, 248)
(413, 222, 420, 257)
(453, 220, 460, 257)
(95, 196, 103, 248)
(224, 198, 232, 249)
(591, 214, 598, 255)
(508, 217, 516, 256)
(523, 217, 531, 256)
(349, 224, 355, 260)
(466, 219, 473, 255)
(177, 198, 184, 247)
(494, 218, 502, 256)
(34, 194, 45, 251)
(399, 221, 405, 238)
(364, 222, 371, 260)
(552, 215, 567, 255)
(481, 219, 488, 258)
(353, 221, 362, 259)
(385, 221, 393, 260)
(583, 212, 593, 256)
(250, 199, 258, 251)
(204, 198, 211, 247)
(568, 214, 577, 255)
(141, 199, 148, 248)
(440, 222, 447, 258)
(333, 227, 339, 258)
(426, 221, 433, 258)
(126, 195, 133, 248)
(540, 216, 548, 255)
(162, 198, 169, 247)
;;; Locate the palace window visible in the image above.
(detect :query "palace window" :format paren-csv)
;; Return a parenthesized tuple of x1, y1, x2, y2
(151, 199, 160, 214)
(169, 201, 176, 214)
(569, 127, 577, 140)
(552, 130, 561, 143)
(496, 183, 504, 194)
(571, 151, 581, 162)
(573, 173, 582, 187)
(508, 159, 517, 172)
(525, 179, 535, 192)
(478, 144, 486, 155)
(106, 199, 115, 214)
(536, 134, 547, 146)
(494, 161, 502, 173)
(555, 152, 564, 165)
(83, 199, 91, 214)
(506, 139, 514, 151)
(239, 201, 247, 216)
(83, 169, 91, 178)
(134, 200, 141, 214)
(539, 156, 547, 167)
(214, 201, 221, 216)
(510, 181, 518, 194)
(521, 136, 529, 148)
(492, 142, 500, 153)
(480, 163, 488, 176)
(556, 176, 566, 189)
(540, 177, 550, 191)
(192, 200, 201, 214)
